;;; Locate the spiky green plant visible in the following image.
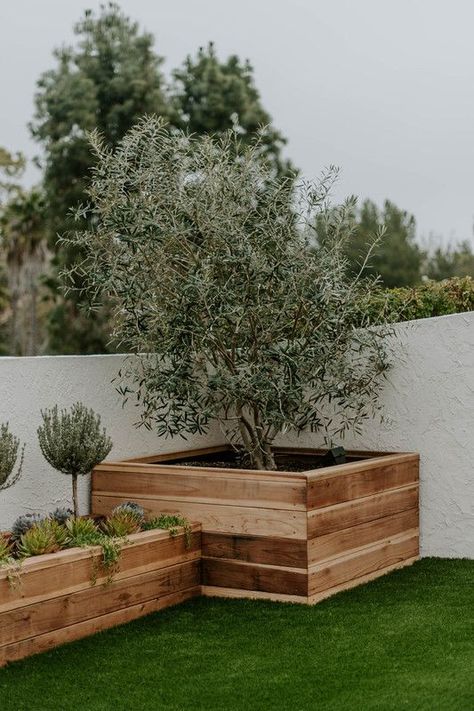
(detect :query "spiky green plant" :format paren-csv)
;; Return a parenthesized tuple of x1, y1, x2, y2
(112, 501, 145, 526)
(65, 516, 101, 547)
(0, 422, 24, 491)
(143, 514, 192, 548)
(103, 509, 142, 537)
(18, 518, 68, 557)
(0, 533, 12, 563)
(37, 403, 112, 517)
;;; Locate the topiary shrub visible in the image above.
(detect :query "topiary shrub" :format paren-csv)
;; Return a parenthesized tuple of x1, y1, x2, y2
(0, 422, 24, 492)
(37, 403, 112, 517)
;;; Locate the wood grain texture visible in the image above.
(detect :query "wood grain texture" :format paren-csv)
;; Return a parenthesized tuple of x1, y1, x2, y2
(92, 494, 307, 539)
(0, 560, 200, 647)
(308, 530, 419, 595)
(0, 587, 200, 667)
(93, 468, 306, 510)
(308, 508, 418, 563)
(0, 527, 201, 614)
(307, 556, 419, 604)
(202, 533, 307, 568)
(201, 586, 307, 604)
(307, 484, 419, 538)
(307, 454, 419, 509)
(202, 557, 308, 596)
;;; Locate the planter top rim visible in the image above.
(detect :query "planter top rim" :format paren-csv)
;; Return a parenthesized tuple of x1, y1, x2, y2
(98, 445, 419, 480)
(0, 523, 200, 577)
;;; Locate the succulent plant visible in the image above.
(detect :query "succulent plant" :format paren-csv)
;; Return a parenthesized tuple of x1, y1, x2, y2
(50, 507, 74, 525)
(11, 512, 45, 541)
(0, 533, 12, 563)
(143, 514, 192, 548)
(112, 501, 145, 524)
(103, 509, 142, 538)
(65, 517, 100, 547)
(18, 518, 68, 557)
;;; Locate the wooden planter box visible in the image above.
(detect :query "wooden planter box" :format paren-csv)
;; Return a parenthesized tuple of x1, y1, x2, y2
(92, 445, 419, 604)
(0, 525, 201, 667)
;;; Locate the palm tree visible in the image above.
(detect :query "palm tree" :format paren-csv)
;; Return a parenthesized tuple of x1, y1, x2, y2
(0, 189, 48, 355)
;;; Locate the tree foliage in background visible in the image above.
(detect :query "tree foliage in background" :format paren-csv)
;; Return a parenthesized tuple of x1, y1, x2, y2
(347, 200, 423, 288)
(63, 118, 391, 470)
(37, 403, 112, 516)
(171, 42, 293, 179)
(423, 240, 474, 281)
(30, 2, 170, 354)
(0, 189, 48, 355)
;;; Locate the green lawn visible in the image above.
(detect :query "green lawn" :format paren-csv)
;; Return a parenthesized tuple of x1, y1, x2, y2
(1, 558, 473, 711)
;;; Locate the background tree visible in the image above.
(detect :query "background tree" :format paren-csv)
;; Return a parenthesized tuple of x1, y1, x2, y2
(0, 189, 48, 355)
(346, 200, 423, 288)
(423, 240, 474, 280)
(171, 42, 293, 179)
(65, 118, 391, 470)
(30, 3, 171, 354)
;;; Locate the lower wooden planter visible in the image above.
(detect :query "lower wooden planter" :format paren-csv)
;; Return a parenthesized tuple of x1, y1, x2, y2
(0, 525, 201, 667)
(92, 445, 420, 604)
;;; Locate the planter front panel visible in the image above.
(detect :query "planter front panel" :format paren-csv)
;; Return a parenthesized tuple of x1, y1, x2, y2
(0, 526, 201, 666)
(92, 447, 420, 604)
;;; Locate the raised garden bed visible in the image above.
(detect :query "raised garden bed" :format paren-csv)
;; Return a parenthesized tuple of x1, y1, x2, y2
(0, 525, 201, 667)
(92, 445, 419, 604)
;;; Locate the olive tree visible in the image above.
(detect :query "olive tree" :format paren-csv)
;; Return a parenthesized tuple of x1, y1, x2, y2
(64, 117, 391, 470)
(37, 403, 112, 516)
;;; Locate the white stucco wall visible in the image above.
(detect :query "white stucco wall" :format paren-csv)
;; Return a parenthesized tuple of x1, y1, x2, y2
(1, 312, 473, 557)
(285, 311, 474, 558)
(0, 355, 220, 530)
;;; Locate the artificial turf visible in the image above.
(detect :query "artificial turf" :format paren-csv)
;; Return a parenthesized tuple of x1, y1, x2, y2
(0, 558, 472, 711)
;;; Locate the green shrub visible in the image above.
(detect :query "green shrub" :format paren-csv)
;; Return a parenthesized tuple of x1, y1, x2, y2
(363, 277, 474, 324)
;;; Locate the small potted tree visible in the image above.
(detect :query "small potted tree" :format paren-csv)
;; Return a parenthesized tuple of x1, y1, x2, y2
(38, 403, 112, 517)
(66, 118, 419, 603)
(0, 423, 24, 494)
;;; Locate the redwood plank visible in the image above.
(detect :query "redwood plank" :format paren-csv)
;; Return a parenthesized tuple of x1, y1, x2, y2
(202, 558, 308, 596)
(0, 527, 200, 614)
(308, 508, 418, 563)
(307, 454, 419, 509)
(0, 560, 200, 647)
(307, 484, 418, 538)
(0, 587, 200, 667)
(202, 533, 307, 568)
(92, 469, 306, 510)
(308, 531, 419, 595)
(92, 495, 307, 539)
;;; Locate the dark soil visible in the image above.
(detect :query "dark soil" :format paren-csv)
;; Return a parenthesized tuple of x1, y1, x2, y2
(158, 450, 360, 472)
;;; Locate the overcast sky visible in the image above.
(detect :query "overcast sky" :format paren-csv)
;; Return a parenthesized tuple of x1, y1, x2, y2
(2, 0, 474, 245)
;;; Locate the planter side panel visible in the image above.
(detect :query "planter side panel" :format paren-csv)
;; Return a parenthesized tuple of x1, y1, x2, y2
(0, 528, 201, 667)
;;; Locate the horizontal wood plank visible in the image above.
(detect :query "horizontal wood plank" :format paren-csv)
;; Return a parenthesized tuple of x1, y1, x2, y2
(307, 556, 419, 604)
(308, 531, 419, 595)
(92, 468, 306, 510)
(0, 586, 200, 667)
(308, 508, 418, 563)
(202, 558, 308, 596)
(0, 560, 200, 647)
(92, 495, 307, 539)
(202, 533, 307, 568)
(307, 454, 419, 509)
(201, 586, 307, 604)
(0, 527, 200, 614)
(308, 484, 418, 538)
